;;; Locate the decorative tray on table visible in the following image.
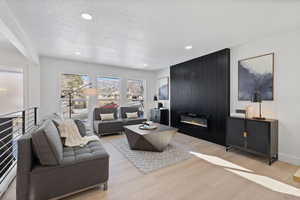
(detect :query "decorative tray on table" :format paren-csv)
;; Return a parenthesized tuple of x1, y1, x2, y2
(138, 122, 157, 130)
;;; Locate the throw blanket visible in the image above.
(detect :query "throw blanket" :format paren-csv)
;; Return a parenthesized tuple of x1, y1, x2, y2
(58, 119, 99, 147)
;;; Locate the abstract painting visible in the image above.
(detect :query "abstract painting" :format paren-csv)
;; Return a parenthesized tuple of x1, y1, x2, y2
(158, 77, 169, 100)
(238, 53, 274, 101)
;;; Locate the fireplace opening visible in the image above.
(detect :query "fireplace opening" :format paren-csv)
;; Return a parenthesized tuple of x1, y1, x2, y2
(180, 113, 208, 128)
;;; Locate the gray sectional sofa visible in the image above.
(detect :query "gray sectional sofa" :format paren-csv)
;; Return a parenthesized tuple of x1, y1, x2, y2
(17, 114, 109, 200)
(93, 106, 147, 136)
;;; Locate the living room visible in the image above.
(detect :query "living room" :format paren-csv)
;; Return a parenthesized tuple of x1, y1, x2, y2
(1, 1, 300, 200)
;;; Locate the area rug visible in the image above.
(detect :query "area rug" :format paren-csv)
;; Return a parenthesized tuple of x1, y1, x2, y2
(109, 136, 192, 173)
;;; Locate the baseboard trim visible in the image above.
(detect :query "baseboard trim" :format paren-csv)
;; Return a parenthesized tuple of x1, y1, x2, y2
(279, 153, 300, 166)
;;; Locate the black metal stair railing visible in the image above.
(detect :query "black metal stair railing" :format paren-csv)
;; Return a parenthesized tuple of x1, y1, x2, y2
(0, 107, 38, 185)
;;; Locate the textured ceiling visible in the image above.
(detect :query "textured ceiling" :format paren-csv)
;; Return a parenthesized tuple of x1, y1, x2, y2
(0, 32, 16, 51)
(6, 0, 300, 70)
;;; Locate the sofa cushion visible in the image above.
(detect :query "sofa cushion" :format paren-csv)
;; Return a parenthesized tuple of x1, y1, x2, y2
(61, 140, 109, 165)
(123, 118, 147, 126)
(120, 106, 141, 119)
(97, 118, 123, 124)
(32, 120, 63, 166)
(94, 119, 124, 134)
(94, 107, 118, 120)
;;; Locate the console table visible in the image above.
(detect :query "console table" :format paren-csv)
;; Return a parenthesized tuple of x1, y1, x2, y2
(226, 116, 278, 165)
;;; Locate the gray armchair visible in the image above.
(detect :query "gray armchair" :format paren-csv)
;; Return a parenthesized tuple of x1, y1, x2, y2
(120, 106, 147, 126)
(93, 107, 123, 136)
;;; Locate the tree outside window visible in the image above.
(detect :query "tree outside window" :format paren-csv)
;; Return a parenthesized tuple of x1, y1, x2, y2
(60, 74, 90, 119)
(127, 79, 145, 116)
(96, 77, 121, 108)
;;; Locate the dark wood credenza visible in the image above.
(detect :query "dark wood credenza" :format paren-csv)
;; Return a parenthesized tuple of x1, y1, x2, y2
(226, 117, 278, 165)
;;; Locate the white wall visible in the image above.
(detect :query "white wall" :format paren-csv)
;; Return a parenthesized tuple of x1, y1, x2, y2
(231, 29, 300, 165)
(39, 56, 157, 123)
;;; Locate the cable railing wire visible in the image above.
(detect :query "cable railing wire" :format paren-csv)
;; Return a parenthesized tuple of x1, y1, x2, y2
(0, 107, 38, 185)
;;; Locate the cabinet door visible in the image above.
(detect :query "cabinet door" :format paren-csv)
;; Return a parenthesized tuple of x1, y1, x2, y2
(247, 121, 269, 155)
(227, 118, 244, 147)
(151, 109, 160, 122)
(150, 109, 155, 121)
(160, 110, 169, 125)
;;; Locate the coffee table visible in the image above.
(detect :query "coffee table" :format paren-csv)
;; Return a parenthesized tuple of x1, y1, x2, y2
(124, 123, 177, 152)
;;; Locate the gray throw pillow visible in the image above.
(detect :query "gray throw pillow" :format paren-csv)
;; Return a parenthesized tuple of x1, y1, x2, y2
(32, 120, 63, 166)
(74, 119, 86, 137)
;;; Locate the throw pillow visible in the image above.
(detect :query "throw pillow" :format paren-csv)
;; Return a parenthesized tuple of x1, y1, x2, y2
(100, 113, 115, 121)
(126, 112, 138, 119)
(74, 119, 87, 137)
(32, 120, 63, 166)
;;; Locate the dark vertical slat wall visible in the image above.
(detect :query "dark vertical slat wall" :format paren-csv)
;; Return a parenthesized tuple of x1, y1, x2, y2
(170, 48, 230, 145)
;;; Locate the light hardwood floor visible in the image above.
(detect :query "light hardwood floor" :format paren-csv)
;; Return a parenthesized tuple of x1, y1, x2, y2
(3, 133, 300, 200)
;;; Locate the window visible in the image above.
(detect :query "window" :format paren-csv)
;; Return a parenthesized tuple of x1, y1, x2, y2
(96, 77, 121, 108)
(127, 79, 145, 116)
(0, 70, 23, 114)
(60, 74, 90, 119)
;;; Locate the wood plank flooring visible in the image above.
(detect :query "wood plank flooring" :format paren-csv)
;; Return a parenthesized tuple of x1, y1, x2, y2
(2, 133, 300, 200)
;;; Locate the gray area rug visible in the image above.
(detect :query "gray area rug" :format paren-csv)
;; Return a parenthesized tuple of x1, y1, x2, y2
(109, 137, 192, 173)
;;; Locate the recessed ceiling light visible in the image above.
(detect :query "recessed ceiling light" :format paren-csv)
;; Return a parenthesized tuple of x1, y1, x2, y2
(75, 52, 81, 55)
(185, 45, 193, 50)
(143, 64, 148, 67)
(81, 13, 93, 20)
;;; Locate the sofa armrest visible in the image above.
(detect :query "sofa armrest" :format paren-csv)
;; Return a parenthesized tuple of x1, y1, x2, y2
(17, 134, 34, 200)
(93, 121, 99, 134)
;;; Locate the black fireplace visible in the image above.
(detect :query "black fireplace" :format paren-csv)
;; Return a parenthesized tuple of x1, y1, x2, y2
(170, 49, 230, 145)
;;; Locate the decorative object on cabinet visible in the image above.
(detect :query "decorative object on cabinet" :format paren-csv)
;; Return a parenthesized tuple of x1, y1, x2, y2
(153, 95, 158, 108)
(226, 116, 278, 165)
(251, 90, 265, 120)
(158, 102, 163, 108)
(238, 53, 274, 101)
(150, 108, 169, 126)
(158, 77, 169, 100)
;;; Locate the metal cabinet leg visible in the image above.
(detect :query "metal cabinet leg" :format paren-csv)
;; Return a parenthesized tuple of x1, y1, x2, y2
(103, 182, 108, 191)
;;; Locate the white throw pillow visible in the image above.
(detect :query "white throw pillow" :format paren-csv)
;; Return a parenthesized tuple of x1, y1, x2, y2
(126, 112, 138, 119)
(100, 113, 115, 121)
